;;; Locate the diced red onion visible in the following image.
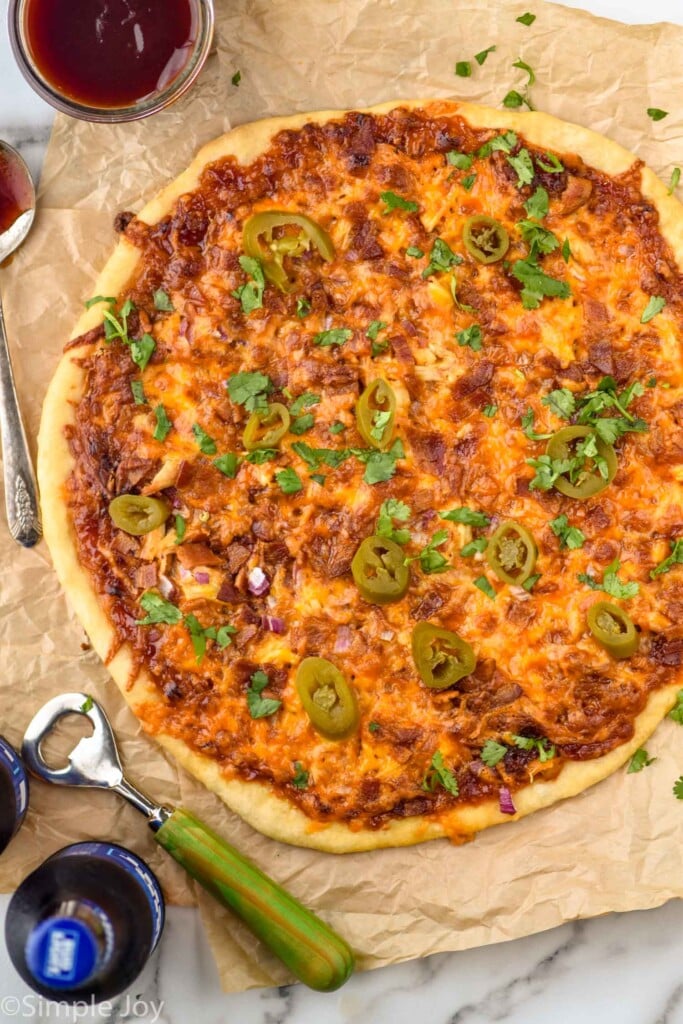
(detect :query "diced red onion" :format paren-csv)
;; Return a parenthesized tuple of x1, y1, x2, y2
(248, 566, 270, 596)
(334, 625, 352, 653)
(177, 565, 192, 581)
(158, 573, 175, 599)
(262, 615, 286, 634)
(499, 786, 516, 815)
(193, 571, 210, 584)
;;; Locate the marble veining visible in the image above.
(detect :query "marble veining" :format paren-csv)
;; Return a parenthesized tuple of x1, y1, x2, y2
(3, 0, 683, 1019)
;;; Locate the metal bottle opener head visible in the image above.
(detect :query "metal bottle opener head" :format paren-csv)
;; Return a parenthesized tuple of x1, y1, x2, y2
(22, 692, 170, 829)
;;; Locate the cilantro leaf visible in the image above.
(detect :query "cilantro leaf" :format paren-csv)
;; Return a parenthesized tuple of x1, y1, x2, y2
(80, 696, 94, 712)
(368, 721, 380, 734)
(483, 404, 498, 418)
(226, 371, 273, 413)
(579, 559, 639, 600)
(481, 740, 507, 767)
(422, 751, 459, 795)
(516, 12, 536, 25)
(503, 90, 527, 110)
(456, 324, 483, 351)
(366, 320, 388, 342)
(519, 219, 559, 258)
(627, 748, 655, 773)
(313, 328, 353, 347)
(422, 237, 463, 278)
(275, 467, 303, 495)
(377, 499, 412, 545)
(524, 186, 549, 219)
(536, 152, 564, 173)
(410, 529, 451, 575)
(440, 507, 490, 527)
(447, 151, 474, 170)
(406, 246, 424, 258)
(361, 438, 404, 485)
(522, 573, 541, 591)
(549, 514, 586, 550)
(668, 167, 681, 195)
(381, 190, 419, 213)
(296, 297, 310, 318)
(130, 333, 155, 372)
(153, 288, 173, 312)
(244, 448, 278, 464)
(668, 689, 683, 724)
(130, 380, 146, 405)
(460, 537, 488, 557)
(174, 514, 186, 544)
(290, 413, 315, 435)
(137, 591, 183, 626)
(562, 238, 572, 263)
(521, 408, 552, 441)
(292, 762, 309, 789)
(526, 453, 574, 491)
(512, 58, 535, 86)
(478, 131, 518, 158)
(474, 575, 496, 600)
(475, 45, 496, 65)
(216, 624, 237, 649)
(232, 255, 265, 314)
(289, 391, 320, 416)
(674, 777, 683, 800)
(511, 257, 570, 309)
(647, 108, 668, 121)
(542, 387, 575, 419)
(512, 734, 555, 762)
(329, 421, 346, 435)
(192, 423, 217, 455)
(455, 61, 471, 77)
(291, 441, 351, 470)
(85, 294, 116, 310)
(461, 173, 477, 191)
(247, 670, 282, 719)
(231, 70, 241, 87)
(650, 539, 683, 579)
(641, 295, 666, 323)
(153, 404, 172, 442)
(214, 453, 240, 478)
(506, 148, 535, 187)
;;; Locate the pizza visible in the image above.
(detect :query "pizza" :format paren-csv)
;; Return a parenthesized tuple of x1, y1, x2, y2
(38, 100, 683, 853)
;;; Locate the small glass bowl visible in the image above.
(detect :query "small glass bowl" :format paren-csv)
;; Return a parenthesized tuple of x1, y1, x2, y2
(7, 0, 215, 123)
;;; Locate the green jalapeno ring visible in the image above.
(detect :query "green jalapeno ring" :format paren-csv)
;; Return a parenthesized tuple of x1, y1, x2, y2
(295, 656, 359, 739)
(587, 601, 639, 659)
(463, 215, 510, 264)
(243, 402, 291, 450)
(243, 211, 335, 293)
(486, 521, 538, 586)
(108, 494, 170, 536)
(355, 378, 397, 451)
(412, 621, 477, 689)
(351, 535, 409, 605)
(546, 425, 618, 499)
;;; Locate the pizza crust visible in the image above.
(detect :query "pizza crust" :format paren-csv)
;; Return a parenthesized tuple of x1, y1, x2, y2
(38, 99, 683, 852)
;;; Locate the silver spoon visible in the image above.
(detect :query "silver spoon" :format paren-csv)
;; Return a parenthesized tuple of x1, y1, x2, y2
(0, 141, 41, 547)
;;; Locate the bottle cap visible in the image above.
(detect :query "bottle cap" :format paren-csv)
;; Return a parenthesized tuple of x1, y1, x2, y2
(25, 916, 99, 989)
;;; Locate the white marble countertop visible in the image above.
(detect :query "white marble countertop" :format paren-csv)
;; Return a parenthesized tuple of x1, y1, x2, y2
(2, 0, 683, 1021)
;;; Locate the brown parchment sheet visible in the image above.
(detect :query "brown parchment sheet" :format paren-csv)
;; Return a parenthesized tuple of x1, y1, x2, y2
(2, 0, 683, 994)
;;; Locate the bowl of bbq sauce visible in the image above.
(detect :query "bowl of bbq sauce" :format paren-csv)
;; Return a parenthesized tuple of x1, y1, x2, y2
(8, 0, 215, 122)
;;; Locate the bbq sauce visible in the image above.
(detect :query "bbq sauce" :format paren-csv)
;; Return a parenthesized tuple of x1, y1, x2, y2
(0, 150, 33, 235)
(6, 842, 164, 1004)
(24, 0, 198, 109)
(0, 737, 28, 853)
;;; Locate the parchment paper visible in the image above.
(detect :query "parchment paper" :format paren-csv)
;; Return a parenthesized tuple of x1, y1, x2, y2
(2, 0, 683, 993)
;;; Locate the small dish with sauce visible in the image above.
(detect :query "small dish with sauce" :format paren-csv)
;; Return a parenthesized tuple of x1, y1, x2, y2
(8, 0, 215, 123)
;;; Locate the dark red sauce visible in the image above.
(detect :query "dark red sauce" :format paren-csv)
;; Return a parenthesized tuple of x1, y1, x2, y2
(0, 149, 33, 235)
(24, 0, 198, 109)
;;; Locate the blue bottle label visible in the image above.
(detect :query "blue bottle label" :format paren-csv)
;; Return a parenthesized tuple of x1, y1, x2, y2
(59, 843, 165, 949)
(26, 917, 101, 989)
(0, 736, 29, 834)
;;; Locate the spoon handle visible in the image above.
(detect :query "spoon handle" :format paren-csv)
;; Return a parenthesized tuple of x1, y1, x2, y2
(0, 294, 41, 547)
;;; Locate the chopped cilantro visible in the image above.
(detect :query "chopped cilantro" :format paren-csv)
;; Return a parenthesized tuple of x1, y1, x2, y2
(673, 777, 683, 800)
(409, 529, 451, 575)
(192, 423, 217, 455)
(474, 575, 496, 600)
(440, 507, 490, 527)
(313, 327, 353, 347)
(360, 438, 404, 485)
(275, 467, 303, 495)
(460, 537, 488, 557)
(668, 689, 683, 724)
(377, 499, 412, 545)
(512, 58, 535, 86)
(455, 61, 472, 77)
(641, 295, 666, 324)
(422, 237, 463, 278)
(226, 371, 273, 413)
(461, 173, 477, 191)
(289, 391, 320, 416)
(447, 151, 474, 170)
(549, 514, 586, 550)
(516, 11, 536, 25)
(291, 441, 351, 470)
(506, 148, 535, 187)
(512, 734, 555, 761)
(85, 294, 116, 309)
(477, 131, 517, 158)
(511, 256, 570, 309)
(130, 333, 156, 372)
(296, 297, 311, 318)
(542, 387, 575, 419)
(80, 696, 94, 713)
(519, 219, 559, 258)
(627, 748, 655, 773)
(647, 107, 668, 121)
(244, 448, 278, 464)
(130, 380, 146, 405)
(368, 721, 381, 734)
(503, 90, 526, 110)
(483, 404, 498, 418)
(521, 408, 552, 441)
(247, 670, 282, 719)
(422, 751, 459, 795)
(231, 70, 241, 87)
(153, 404, 172, 442)
(522, 573, 541, 592)
(481, 739, 507, 767)
(406, 245, 424, 258)
(578, 558, 640, 600)
(668, 167, 681, 195)
(329, 421, 346, 435)
(536, 152, 564, 173)
(474, 45, 496, 65)
(174, 514, 186, 544)
(456, 324, 483, 351)
(214, 453, 240, 478)
(381, 190, 419, 213)
(650, 539, 683, 579)
(524, 186, 549, 219)
(290, 413, 315, 435)
(366, 320, 388, 342)
(310, 473, 326, 486)
(232, 255, 265, 314)
(137, 591, 183, 626)
(561, 238, 572, 263)
(153, 288, 173, 312)
(292, 761, 309, 788)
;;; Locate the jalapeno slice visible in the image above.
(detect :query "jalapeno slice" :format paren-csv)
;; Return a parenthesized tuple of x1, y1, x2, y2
(296, 657, 359, 739)
(546, 425, 617, 499)
(243, 402, 291, 450)
(355, 378, 396, 450)
(108, 494, 170, 535)
(412, 622, 476, 689)
(463, 215, 510, 264)
(243, 211, 335, 292)
(587, 601, 639, 659)
(486, 521, 538, 586)
(351, 535, 409, 605)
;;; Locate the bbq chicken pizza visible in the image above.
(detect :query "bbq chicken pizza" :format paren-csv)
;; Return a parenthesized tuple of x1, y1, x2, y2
(38, 100, 683, 851)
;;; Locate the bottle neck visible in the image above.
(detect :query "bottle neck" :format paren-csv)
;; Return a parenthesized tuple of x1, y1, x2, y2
(25, 898, 114, 990)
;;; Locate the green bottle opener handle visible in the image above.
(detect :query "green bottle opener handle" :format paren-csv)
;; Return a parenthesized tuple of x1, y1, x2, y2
(155, 807, 354, 991)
